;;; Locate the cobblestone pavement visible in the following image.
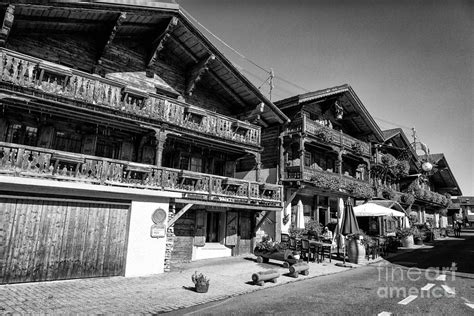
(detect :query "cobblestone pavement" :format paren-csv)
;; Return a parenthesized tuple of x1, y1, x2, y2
(0, 255, 372, 314)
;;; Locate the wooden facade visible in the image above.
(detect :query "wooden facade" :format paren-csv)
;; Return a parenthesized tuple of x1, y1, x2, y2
(375, 129, 462, 224)
(0, 1, 286, 283)
(263, 85, 385, 233)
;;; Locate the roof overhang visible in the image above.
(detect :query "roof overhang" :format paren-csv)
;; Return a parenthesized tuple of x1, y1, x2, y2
(276, 84, 384, 142)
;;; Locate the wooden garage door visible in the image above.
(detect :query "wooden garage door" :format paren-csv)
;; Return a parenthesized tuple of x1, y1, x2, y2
(0, 198, 130, 284)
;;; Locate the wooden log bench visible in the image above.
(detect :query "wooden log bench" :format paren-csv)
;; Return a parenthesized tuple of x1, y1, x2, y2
(251, 270, 280, 286)
(288, 262, 309, 278)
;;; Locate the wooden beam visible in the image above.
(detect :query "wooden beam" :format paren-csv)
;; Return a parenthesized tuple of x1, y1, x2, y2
(284, 189, 300, 210)
(168, 35, 198, 63)
(96, 12, 127, 68)
(208, 70, 247, 108)
(0, 5, 14, 47)
(185, 54, 215, 96)
(168, 203, 193, 227)
(255, 211, 272, 231)
(147, 16, 179, 67)
(239, 102, 264, 121)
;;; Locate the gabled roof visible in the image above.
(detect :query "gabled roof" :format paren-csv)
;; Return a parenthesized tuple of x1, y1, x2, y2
(422, 153, 462, 196)
(275, 84, 384, 142)
(1, 1, 289, 126)
(382, 128, 419, 166)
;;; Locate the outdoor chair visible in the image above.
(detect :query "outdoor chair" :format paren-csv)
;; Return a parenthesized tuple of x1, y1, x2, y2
(377, 238, 387, 257)
(300, 239, 311, 262)
(281, 233, 290, 247)
(289, 237, 298, 251)
(318, 242, 332, 263)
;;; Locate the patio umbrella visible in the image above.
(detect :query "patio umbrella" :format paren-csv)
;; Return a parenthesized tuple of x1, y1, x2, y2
(296, 200, 305, 229)
(336, 198, 345, 255)
(339, 199, 360, 265)
(341, 200, 360, 236)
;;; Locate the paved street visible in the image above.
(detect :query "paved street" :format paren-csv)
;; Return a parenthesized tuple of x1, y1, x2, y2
(167, 228, 474, 315)
(1, 229, 472, 315)
(0, 252, 352, 314)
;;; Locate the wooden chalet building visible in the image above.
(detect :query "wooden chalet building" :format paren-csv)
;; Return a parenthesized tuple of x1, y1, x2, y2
(0, 1, 288, 284)
(263, 84, 384, 236)
(373, 128, 462, 227)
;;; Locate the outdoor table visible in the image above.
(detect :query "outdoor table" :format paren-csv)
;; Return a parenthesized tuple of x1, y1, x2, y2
(309, 240, 333, 263)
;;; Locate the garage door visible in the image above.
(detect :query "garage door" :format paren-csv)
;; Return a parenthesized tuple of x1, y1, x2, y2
(0, 197, 130, 284)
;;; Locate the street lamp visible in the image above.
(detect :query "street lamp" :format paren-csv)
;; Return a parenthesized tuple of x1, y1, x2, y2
(421, 161, 433, 172)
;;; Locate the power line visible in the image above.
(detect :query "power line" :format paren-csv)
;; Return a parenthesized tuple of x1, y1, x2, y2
(373, 116, 413, 131)
(180, 7, 271, 74)
(274, 75, 311, 93)
(179, 5, 312, 99)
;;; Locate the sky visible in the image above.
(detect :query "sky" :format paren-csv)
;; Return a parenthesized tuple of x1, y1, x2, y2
(175, 0, 473, 196)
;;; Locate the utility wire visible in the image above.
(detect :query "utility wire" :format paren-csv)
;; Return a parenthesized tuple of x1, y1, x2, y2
(180, 7, 271, 74)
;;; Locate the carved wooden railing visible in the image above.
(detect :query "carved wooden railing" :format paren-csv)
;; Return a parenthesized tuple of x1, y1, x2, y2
(288, 115, 370, 156)
(0, 142, 282, 206)
(0, 48, 261, 147)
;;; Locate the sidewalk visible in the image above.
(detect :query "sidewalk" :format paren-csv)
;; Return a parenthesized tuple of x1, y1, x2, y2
(0, 255, 359, 314)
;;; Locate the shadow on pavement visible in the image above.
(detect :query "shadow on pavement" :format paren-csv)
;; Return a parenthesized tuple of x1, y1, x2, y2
(384, 229, 474, 275)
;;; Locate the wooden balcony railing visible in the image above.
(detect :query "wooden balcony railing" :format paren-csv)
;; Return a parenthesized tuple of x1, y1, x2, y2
(0, 142, 282, 206)
(284, 165, 373, 198)
(288, 115, 370, 156)
(0, 48, 261, 147)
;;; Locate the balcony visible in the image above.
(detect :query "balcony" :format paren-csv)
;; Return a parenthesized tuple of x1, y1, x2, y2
(284, 165, 373, 199)
(0, 48, 261, 147)
(0, 142, 282, 207)
(288, 115, 370, 156)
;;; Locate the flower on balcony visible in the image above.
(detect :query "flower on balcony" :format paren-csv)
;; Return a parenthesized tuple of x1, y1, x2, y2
(401, 193, 415, 205)
(382, 188, 397, 200)
(351, 142, 364, 155)
(345, 180, 375, 199)
(315, 129, 333, 143)
(310, 173, 342, 191)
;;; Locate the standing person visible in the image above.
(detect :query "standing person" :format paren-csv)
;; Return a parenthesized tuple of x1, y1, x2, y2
(457, 220, 462, 237)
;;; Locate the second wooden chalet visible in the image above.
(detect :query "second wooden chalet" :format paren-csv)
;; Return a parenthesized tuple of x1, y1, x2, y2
(262, 84, 384, 236)
(371, 128, 462, 230)
(0, 1, 288, 284)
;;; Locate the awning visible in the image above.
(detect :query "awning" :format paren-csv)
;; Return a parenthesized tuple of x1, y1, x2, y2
(353, 203, 406, 217)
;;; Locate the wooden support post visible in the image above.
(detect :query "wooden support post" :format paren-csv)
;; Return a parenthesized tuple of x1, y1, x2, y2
(168, 204, 193, 227)
(0, 5, 15, 47)
(185, 54, 215, 96)
(254, 152, 262, 183)
(95, 12, 127, 70)
(255, 211, 271, 231)
(148, 16, 179, 67)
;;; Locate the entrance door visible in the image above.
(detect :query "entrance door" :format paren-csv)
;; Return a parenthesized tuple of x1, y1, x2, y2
(206, 212, 220, 242)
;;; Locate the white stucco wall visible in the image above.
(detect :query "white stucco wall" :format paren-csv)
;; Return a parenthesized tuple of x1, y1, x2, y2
(125, 200, 169, 277)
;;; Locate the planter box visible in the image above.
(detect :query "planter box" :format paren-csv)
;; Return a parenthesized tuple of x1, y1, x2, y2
(254, 249, 300, 268)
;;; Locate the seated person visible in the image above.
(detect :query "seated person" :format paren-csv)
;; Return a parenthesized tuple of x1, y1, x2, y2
(321, 226, 333, 243)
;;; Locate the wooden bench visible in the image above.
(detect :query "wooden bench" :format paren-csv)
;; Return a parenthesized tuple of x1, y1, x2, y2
(288, 262, 309, 278)
(251, 270, 280, 286)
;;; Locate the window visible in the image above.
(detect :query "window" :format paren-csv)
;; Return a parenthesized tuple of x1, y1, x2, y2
(53, 131, 82, 153)
(190, 156, 202, 172)
(5, 124, 22, 143)
(5, 124, 38, 146)
(96, 138, 120, 159)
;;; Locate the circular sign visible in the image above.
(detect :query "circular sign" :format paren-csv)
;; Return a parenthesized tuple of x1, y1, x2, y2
(152, 208, 167, 224)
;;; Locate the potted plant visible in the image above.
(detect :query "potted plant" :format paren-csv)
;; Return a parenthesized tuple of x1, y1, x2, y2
(396, 227, 416, 248)
(192, 271, 210, 293)
(412, 227, 424, 245)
